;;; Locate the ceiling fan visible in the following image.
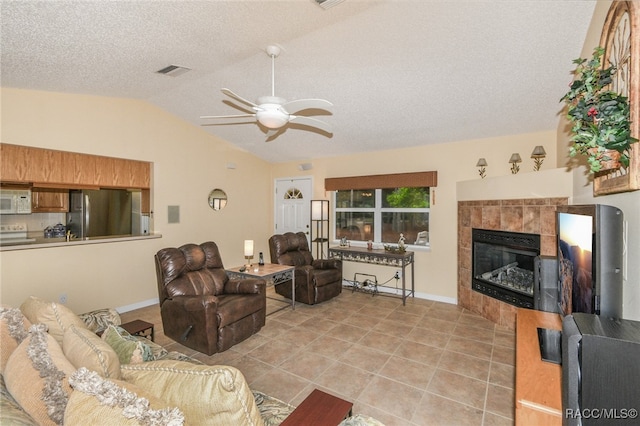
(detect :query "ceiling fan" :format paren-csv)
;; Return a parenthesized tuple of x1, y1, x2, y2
(200, 45, 333, 138)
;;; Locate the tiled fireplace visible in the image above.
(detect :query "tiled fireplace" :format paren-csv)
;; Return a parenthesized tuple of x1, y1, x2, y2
(458, 197, 568, 329)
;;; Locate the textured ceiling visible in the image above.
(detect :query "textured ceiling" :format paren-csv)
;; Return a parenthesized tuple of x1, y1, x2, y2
(1, 1, 596, 163)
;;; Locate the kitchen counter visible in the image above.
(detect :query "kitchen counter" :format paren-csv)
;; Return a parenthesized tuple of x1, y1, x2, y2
(0, 233, 162, 251)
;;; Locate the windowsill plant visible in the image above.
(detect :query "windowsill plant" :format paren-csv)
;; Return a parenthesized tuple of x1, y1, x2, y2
(561, 47, 638, 173)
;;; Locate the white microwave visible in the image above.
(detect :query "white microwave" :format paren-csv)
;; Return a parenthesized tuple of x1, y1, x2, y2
(0, 189, 32, 214)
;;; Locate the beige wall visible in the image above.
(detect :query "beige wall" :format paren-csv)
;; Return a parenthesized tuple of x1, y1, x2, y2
(270, 131, 558, 302)
(1, 86, 559, 312)
(555, 1, 640, 321)
(0, 88, 273, 312)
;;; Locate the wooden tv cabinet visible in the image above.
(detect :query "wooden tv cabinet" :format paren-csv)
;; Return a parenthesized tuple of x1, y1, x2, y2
(515, 308, 562, 425)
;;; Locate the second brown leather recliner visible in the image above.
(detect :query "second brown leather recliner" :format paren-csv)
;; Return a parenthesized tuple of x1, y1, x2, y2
(268, 232, 342, 305)
(154, 241, 266, 355)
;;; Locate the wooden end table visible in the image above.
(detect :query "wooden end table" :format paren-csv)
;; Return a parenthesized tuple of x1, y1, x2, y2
(281, 389, 353, 426)
(226, 263, 296, 314)
(120, 319, 154, 342)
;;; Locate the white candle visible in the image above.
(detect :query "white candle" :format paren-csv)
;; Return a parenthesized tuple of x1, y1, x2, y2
(244, 240, 254, 257)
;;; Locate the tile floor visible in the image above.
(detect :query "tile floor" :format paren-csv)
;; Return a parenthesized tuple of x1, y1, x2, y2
(120, 288, 515, 426)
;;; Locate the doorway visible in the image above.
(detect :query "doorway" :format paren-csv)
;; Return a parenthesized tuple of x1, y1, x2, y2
(274, 177, 312, 242)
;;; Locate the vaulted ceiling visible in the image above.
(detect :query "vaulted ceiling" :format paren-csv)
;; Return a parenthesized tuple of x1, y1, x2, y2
(1, 1, 596, 163)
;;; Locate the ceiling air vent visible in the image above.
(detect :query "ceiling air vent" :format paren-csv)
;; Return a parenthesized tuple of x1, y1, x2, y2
(156, 65, 191, 77)
(314, 0, 345, 10)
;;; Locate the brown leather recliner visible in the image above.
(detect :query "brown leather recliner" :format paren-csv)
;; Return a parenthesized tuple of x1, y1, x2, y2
(154, 241, 266, 355)
(268, 232, 342, 305)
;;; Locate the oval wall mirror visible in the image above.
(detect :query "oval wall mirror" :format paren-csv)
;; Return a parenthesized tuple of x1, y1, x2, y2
(208, 188, 228, 211)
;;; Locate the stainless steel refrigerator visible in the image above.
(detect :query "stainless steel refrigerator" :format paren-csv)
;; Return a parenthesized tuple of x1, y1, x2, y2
(67, 189, 136, 239)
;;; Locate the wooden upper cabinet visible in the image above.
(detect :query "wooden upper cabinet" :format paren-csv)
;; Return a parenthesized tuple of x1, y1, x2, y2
(30, 148, 64, 183)
(31, 188, 69, 213)
(0, 143, 151, 189)
(60, 152, 98, 186)
(1, 144, 65, 183)
(1, 144, 32, 182)
(128, 159, 151, 188)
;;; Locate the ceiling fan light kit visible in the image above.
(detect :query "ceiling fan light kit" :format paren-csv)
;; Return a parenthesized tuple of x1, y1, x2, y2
(256, 102, 289, 129)
(200, 45, 333, 139)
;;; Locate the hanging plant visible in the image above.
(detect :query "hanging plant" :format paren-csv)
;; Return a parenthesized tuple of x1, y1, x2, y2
(560, 47, 638, 173)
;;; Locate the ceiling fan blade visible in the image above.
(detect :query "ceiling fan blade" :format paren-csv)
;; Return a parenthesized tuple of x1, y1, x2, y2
(264, 127, 286, 141)
(221, 88, 257, 108)
(200, 113, 256, 120)
(289, 115, 333, 134)
(201, 121, 256, 127)
(282, 98, 333, 114)
(223, 100, 254, 114)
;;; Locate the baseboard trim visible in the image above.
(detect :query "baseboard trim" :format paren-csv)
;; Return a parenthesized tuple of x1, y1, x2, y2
(116, 297, 159, 313)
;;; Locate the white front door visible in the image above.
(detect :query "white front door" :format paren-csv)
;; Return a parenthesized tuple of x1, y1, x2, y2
(274, 177, 312, 241)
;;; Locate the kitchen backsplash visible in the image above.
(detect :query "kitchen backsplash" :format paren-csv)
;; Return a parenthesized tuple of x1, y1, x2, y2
(0, 213, 66, 232)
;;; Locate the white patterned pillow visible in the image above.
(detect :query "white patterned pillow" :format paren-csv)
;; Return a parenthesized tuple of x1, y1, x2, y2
(101, 325, 153, 364)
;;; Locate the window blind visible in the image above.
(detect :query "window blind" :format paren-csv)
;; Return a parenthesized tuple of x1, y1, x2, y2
(325, 171, 437, 190)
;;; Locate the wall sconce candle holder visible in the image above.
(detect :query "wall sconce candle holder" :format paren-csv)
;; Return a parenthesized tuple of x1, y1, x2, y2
(531, 145, 546, 171)
(476, 158, 488, 178)
(509, 153, 522, 174)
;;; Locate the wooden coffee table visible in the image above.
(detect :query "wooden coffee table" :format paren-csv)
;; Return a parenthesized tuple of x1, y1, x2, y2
(281, 389, 353, 426)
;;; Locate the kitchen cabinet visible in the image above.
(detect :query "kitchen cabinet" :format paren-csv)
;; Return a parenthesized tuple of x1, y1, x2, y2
(0, 143, 151, 189)
(60, 152, 98, 186)
(94, 156, 150, 189)
(1, 144, 64, 184)
(31, 188, 69, 213)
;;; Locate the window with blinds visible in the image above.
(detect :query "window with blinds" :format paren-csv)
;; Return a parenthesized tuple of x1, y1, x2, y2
(326, 172, 436, 247)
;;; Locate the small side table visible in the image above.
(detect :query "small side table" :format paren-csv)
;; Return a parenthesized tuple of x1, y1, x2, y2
(120, 319, 154, 342)
(227, 263, 296, 314)
(281, 389, 353, 426)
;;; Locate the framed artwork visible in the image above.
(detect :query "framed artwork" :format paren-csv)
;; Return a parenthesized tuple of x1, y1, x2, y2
(594, 1, 639, 195)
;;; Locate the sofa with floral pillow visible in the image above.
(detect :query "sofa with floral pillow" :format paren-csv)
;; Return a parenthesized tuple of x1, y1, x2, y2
(0, 296, 383, 426)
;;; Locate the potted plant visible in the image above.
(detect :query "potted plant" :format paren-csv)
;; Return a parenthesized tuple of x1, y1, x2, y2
(561, 47, 638, 173)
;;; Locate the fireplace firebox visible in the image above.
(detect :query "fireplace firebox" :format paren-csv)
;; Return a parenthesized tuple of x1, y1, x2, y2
(472, 228, 540, 308)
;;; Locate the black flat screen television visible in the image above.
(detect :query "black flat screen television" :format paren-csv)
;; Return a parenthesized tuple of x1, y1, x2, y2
(555, 205, 629, 425)
(556, 204, 623, 320)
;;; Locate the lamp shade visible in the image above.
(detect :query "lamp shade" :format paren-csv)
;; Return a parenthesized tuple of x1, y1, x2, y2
(509, 153, 522, 163)
(531, 145, 546, 158)
(311, 200, 329, 220)
(476, 158, 488, 167)
(244, 240, 254, 257)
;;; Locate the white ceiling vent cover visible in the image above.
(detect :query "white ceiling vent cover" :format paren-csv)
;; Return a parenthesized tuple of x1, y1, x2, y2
(314, 0, 345, 10)
(156, 65, 191, 77)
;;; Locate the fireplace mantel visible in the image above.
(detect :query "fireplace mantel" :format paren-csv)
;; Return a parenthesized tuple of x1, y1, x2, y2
(457, 168, 573, 202)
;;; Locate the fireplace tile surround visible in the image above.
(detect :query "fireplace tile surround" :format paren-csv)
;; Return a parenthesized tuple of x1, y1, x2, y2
(458, 198, 568, 329)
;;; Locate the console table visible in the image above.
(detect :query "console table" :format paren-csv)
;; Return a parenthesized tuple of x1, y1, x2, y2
(226, 263, 295, 314)
(328, 246, 414, 305)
